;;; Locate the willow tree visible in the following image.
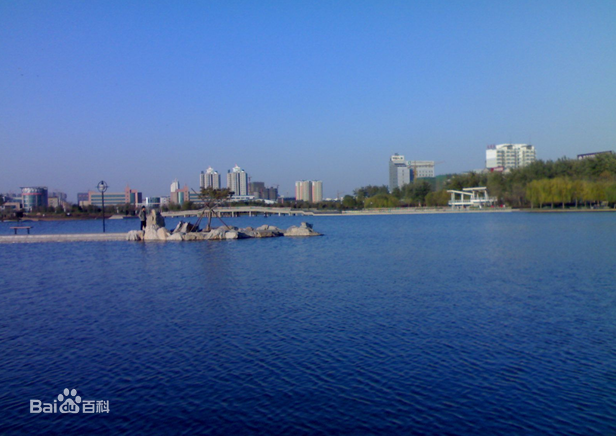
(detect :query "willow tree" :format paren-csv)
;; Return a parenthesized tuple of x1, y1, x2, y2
(552, 178, 573, 209)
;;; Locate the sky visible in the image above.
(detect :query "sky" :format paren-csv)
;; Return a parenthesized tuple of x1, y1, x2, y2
(1, 0, 615, 200)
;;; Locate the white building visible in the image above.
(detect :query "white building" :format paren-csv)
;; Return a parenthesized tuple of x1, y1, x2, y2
(170, 179, 180, 193)
(389, 154, 411, 191)
(200, 167, 221, 189)
(486, 144, 536, 170)
(408, 161, 435, 178)
(226, 165, 248, 196)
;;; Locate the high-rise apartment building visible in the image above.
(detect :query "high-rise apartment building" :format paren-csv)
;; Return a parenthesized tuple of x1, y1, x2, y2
(311, 180, 323, 203)
(389, 154, 411, 191)
(227, 165, 248, 196)
(295, 180, 323, 203)
(486, 144, 536, 170)
(200, 167, 221, 189)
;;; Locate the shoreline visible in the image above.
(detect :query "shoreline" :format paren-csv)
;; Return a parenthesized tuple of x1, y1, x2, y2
(1, 208, 613, 243)
(3, 206, 616, 224)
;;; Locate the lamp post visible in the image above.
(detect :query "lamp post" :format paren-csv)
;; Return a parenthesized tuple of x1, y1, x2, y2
(97, 180, 108, 233)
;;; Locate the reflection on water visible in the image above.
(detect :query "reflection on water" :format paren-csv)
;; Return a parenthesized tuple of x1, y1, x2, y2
(1, 213, 615, 435)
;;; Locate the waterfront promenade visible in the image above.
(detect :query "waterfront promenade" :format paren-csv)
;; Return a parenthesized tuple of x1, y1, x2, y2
(0, 233, 126, 243)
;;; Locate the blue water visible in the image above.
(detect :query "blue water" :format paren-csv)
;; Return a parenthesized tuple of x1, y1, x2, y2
(1, 213, 615, 435)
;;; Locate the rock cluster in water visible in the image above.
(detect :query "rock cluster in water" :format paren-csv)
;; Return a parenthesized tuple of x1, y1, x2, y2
(126, 210, 321, 241)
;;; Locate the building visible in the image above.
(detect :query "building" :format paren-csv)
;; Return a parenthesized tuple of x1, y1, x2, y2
(486, 144, 536, 170)
(145, 197, 161, 208)
(295, 181, 310, 202)
(21, 187, 48, 211)
(265, 187, 278, 201)
(200, 167, 221, 189)
(48, 197, 61, 208)
(311, 181, 323, 203)
(171, 183, 189, 205)
(295, 180, 323, 203)
(389, 154, 411, 191)
(249, 182, 279, 201)
(408, 161, 435, 178)
(227, 165, 248, 196)
(77, 192, 89, 206)
(577, 151, 614, 160)
(248, 181, 265, 197)
(88, 186, 142, 207)
(47, 190, 69, 210)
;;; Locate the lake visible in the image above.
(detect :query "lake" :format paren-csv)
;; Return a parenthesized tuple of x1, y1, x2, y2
(0, 212, 615, 435)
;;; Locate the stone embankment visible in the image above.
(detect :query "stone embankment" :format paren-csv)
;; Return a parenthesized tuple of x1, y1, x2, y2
(126, 210, 321, 242)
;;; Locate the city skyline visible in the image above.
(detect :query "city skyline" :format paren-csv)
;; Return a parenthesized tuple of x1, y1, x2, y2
(1, 2, 615, 199)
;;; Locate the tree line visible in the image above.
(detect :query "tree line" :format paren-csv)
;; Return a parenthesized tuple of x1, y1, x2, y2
(351, 153, 616, 209)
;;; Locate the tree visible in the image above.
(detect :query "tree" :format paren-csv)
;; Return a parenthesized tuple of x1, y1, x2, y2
(363, 194, 399, 208)
(605, 182, 616, 208)
(570, 180, 584, 208)
(342, 195, 360, 209)
(195, 188, 234, 231)
(400, 179, 433, 206)
(354, 185, 389, 200)
(425, 190, 450, 207)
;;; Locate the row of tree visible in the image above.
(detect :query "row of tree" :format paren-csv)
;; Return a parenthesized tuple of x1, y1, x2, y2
(352, 153, 616, 209)
(526, 178, 616, 208)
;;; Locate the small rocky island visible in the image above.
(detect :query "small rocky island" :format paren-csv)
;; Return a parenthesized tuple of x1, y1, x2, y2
(127, 210, 321, 241)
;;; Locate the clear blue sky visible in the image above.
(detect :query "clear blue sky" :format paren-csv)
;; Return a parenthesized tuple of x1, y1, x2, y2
(1, 0, 615, 200)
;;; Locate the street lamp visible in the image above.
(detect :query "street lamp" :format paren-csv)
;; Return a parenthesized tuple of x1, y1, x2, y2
(97, 180, 108, 233)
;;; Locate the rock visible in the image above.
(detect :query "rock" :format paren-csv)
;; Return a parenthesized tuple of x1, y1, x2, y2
(203, 227, 227, 240)
(254, 229, 278, 238)
(146, 209, 165, 228)
(131, 220, 320, 241)
(184, 232, 206, 241)
(240, 227, 257, 237)
(284, 224, 322, 237)
(225, 231, 239, 239)
(180, 222, 198, 233)
(167, 232, 185, 241)
(157, 227, 170, 240)
(172, 221, 184, 234)
(255, 225, 284, 237)
(126, 230, 143, 241)
(143, 225, 161, 241)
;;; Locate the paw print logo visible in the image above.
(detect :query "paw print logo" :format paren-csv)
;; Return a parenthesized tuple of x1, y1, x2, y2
(58, 388, 81, 413)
